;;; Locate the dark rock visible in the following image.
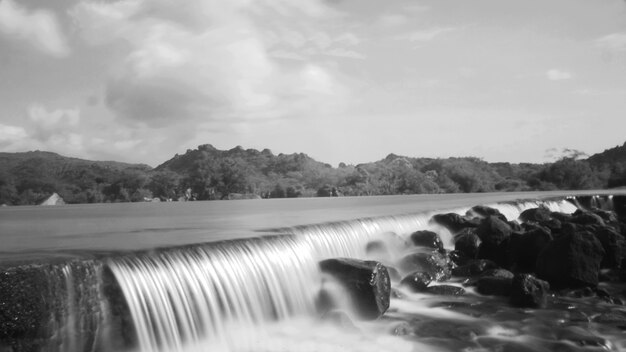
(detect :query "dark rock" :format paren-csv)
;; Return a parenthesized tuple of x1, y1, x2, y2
(448, 250, 471, 266)
(397, 251, 451, 281)
(430, 213, 479, 234)
(550, 211, 573, 223)
(454, 229, 480, 260)
(476, 276, 512, 296)
(592, 310, 626, 325)
(452, 259, 498, 277)
(613, 195, 626, 222)
(571, 210, 606, 227)
(508, 228, 553, 273)
(519, 206, 552, 223)
(536, 231, 605, 288)
(507, 221, 523, 232)
(480, 268, 514, 280)
(409, 230, 444, 253)
(399, 271, 432, 292)
(509, 274, 550, 308)
(476, 216, 512, 246)
(539, 218, 562, 233)
(477, 239, 510, 269)
(466, 205, 507, 222)
(591, 225, 625, 268)
(426, 285, 466, 296)
(319, 258, 390, 320)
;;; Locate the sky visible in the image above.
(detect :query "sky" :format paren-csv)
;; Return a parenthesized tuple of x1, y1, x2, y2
(1, 0, 626, 167)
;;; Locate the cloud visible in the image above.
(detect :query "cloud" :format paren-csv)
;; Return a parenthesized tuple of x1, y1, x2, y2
(28, 104, 81, 141)
(0, 0, 69, 57)
(397, 27, 456, 42)
(377, 14, 408, 27)
(70, 0, 350, 129)
(0, 124, 28, 148)
(546, 69, 573, 81)
(596, 32, 626, 52)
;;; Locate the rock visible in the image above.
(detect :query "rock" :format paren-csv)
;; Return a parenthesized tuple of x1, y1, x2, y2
(556, 326, 612, 349)
(454, 229, 480, 260)
(519, 207, 552, 223)
(319, 258, 390, 320)
(509, 274, 550, 308)
(448, 250, 472, 266)
(466, 205, 507, 222)
(507, 221, 523, 232)
(397, 251, 451, 281)
(571, 210, 606, 227)
(508, 228, 553, 273)
(536, 231, 605, 288)
(480, 268, 515, 280)
(426, 285, 466, 296)
(399, 271, 432, 292)
(550, 212, 573, 223)
(409, 230, 445, 253)
(386, 266, 402, 283)
(613, 195, 626, 222)
(477, 239, 510, 269)
(452, 259, 499, 277)
(591, 225, 625, 268)
(430, 213, 479, 234)
(476, 216, 512, 246)
(476, 276, 512, 296)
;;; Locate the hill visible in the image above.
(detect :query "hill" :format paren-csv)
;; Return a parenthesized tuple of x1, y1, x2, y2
(1, 142, 625, 205)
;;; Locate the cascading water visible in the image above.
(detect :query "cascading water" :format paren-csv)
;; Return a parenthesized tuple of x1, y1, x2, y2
(2, 195, 617, 352)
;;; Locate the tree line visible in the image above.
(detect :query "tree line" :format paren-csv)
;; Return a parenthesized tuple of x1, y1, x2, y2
(1, 142, 625, 206)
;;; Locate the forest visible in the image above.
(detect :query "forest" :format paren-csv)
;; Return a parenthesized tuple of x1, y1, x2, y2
(1, 142, 625, 205)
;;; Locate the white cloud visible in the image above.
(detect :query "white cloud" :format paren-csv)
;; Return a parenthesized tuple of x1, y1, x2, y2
(397, 27, 456, 42)
(325, 48, 366, 59)
(70, 0, 350, 128)
(0, 124, 28, 147)
(377, 14, 408, 27)
(546, 69, 573, 81)
(0, 0, 69, 57)
(596, 32, 626, 53)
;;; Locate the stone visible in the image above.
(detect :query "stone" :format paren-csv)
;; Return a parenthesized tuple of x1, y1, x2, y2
(426, 285, 466, 296)
(409, 230, 445, 253)
(476, 276, 512, 296)
(399, 271, 432, 292)
(590, 225, 625, 269)
(452, 259, 498, 277)
(477, 239, 510, 269)
(397, 251, 451, 281)
(319, 258, 390, 320)
(536, 231, 605, 288)
(519, 207, 552, 223)
(571, 210, 606, 227)
(466, 205, 507, 222)
(454, 229, 480, 260)
(430, 213, 479, 234)
(508, 228, 553, 273)
(509, 274, 550, 308)
(476, 216, 512, 246)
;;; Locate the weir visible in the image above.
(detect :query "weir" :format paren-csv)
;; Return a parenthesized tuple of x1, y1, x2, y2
(0, 194, 623, 352)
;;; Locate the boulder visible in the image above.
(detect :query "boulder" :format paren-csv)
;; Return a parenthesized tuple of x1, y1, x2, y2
(397, 251, 451, 281)
(430, 213, 479, 234)
(536, 231, 605, 288)
(409, 230, 445, 253)
(509, 274, 550, 308)
(519, 206, 552, 223)
(590, 225, 625, 269)
(613, 195, 626, 222)
(476, 276, 512, 296)
(448, 250, 472, 266)
(399, 271, 432, 292)
(454, 229, 480, 260)
(466, 205, 507, 222)
(571, 210, 606, 227)
(476, 216, 512, 246)
(508, 228, 553, 273)
(426, 285, 466, 296)
(477, 239, 510, 269)
(319, 258, 390, 320)
(452, 259, 498, 277)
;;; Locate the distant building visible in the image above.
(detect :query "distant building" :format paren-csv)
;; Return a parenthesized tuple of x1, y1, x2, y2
(40, 193, 66, 206)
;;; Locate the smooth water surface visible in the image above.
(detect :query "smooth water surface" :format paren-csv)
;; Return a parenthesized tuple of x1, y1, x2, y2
(0, 191, 619, 262)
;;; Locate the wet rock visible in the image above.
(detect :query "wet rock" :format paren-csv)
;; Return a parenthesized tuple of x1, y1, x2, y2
(550, 211, 573, 223)
(508, 228, 553, 273)
(591, 310, 626, 325)
(480, 268, 514, 280)
(452, 259, 498, 277)
(397, 251, 451, 281)
(590, 225, 624, 269)
(466, 205, 507, 222)
(571, 210, 606, 227)
(426, 285, 465, 296)
(386, 266, 401, 283)
(448, 250, 472, 266)
(399, 271, 432, 292)
(319, 258, 390, 320)
(509, 274, 550, 308)
(476, 277, 513, 296)
(508, 221, 523, 232)
(388, 321, 413, 336)
(409, 230, 444, 253)
(536, 231, 605, 288)
(430, 213, 479, 234)
(519, 206, 552, 223)
(477, 216, 512, 246)
(556, 326, 612, 349)
(477, 239, 510, 269)
(454, 229, 480, 260)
